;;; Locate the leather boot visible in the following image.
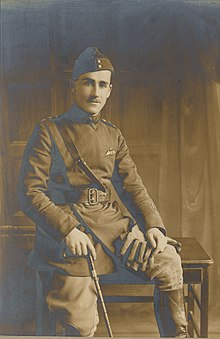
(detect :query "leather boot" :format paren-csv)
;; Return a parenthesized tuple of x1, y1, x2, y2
(164, 289, 189, 338)
(154, 287, 189, 337)
(64, 323, 81, 336)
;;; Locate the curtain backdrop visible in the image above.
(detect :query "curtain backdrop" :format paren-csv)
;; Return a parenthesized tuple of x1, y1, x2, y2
(159, 79, 220, 316)
(159, 64, 220, 324)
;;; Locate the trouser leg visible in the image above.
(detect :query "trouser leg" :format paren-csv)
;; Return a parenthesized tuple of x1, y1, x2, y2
(144, 244, 188, 337)
(45, 274, 99, 337)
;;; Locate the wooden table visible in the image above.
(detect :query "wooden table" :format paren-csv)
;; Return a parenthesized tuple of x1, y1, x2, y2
(100, 237, 213, 338)
(177, 237, 213, 337)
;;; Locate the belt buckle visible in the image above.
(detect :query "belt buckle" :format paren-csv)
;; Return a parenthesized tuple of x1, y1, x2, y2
(88, 188, 99, 205)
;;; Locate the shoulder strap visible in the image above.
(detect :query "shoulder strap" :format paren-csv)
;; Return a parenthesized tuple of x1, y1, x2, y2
(46, 120, 106, 192)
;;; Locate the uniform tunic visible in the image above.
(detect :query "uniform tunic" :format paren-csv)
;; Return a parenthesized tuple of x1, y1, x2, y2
(18, 104, 165, 276)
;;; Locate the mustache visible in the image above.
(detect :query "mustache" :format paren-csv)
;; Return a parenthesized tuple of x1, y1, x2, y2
(87, 98, 101, 103)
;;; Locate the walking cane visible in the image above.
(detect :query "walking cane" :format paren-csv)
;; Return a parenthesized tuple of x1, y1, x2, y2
(88, 254, 113, 337)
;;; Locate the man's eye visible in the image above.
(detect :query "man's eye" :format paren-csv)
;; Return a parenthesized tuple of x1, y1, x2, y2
(99, 82, 108, 88)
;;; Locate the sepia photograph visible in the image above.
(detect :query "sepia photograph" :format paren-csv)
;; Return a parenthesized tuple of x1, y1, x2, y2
(0, 0, 220, 337)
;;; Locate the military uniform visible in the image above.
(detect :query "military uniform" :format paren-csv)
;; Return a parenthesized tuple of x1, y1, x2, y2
(18, 47, 187, 337)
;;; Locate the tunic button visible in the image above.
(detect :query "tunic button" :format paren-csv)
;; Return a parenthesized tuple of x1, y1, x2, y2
(97, 59, 101, 63)
(98, 64, 102, 68)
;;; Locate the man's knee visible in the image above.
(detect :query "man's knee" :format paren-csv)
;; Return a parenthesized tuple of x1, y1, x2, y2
(157, 244, 182, 271)
(146, 244, 183, 290)
(155, 264, 183, 291)
(45, 274, 99, 336)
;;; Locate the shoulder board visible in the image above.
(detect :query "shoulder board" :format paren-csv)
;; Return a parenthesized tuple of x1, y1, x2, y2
(41, 116, 52, 123)
(40, 114, 62, 124)
(100, 119, 117, 129)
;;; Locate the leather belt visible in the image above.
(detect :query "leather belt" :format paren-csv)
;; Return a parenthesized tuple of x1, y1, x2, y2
(78, 188, 111, 205)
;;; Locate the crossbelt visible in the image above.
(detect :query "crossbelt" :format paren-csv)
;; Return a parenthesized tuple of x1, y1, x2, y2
(45, 121, 106, 192)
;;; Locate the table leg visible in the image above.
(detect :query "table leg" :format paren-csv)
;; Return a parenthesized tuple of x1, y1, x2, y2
(200, 267, 209, 338)
(188, 284, 195, 337)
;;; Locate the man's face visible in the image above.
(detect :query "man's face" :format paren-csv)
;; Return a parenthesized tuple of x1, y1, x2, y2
(73, 70, 112, 115)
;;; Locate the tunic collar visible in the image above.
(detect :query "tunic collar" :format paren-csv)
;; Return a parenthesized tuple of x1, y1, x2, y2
(64, 104, 101, 125)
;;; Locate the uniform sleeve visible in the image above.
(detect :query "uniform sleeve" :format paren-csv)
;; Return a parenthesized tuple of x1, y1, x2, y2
(17, 122, 80, 242)
(114, 129, 166, 233)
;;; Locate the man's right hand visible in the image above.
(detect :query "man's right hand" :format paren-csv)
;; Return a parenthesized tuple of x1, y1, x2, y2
(120, 225, 153, 271)
(65, 228, 96, 260)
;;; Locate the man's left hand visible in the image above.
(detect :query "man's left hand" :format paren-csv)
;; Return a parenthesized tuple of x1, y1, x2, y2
(138, 228, 167, 271)
(145, 228, 167, 256)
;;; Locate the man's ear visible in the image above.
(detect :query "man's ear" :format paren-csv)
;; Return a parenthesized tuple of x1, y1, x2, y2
(107, 84, 113, 98)
(70, 79, 76, 92)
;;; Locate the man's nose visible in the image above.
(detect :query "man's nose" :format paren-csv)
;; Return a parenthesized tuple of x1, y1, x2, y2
(91, 84, 100, 97)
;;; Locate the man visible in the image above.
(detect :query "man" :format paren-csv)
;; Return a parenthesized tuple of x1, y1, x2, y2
(18, 47, 188, 337)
